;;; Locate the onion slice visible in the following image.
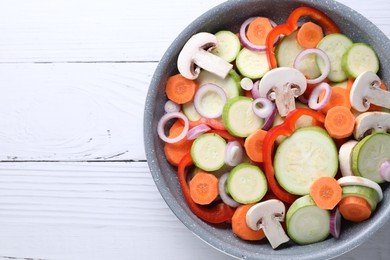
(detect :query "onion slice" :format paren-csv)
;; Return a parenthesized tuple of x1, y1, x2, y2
(294, 48, 331, 84)
(218, 172, 241, 208)
(224, 141, 244, 167)
(308, 82, 332, 110)
(380, 160, 390, 182)
(194, 83, 227, 119)
(330, 207, 341, 239)
(251, 80, 261, 99)
(239, 17, 279, 52)
(164, 100, 180, 113)
(252, 97, 275, 119)
(262, 106, 277, 131)
(187, 123, 211, 140)
(337, 176, 383, 202)
(157, 112, 189, 143)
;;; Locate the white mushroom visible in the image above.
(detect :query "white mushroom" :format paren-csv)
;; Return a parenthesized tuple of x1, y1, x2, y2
(354, 111, 390, 140)
(350, 71, 390, 112)
(338, 140, 358, 177)
(258, 67, 307, 117)
(246, 199, 290, 249)
(177, 32, 233, 80)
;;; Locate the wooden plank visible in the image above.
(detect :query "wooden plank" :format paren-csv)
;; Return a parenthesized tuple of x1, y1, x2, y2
(0, 63, 154, 161)
(0, 161, 231, 260)
(0, 0, 226, 63)
(0, 0, 388, 63)
(0, 162, 388, 259)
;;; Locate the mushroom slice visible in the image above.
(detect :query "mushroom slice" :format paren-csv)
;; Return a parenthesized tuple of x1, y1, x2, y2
(350, 71, 390, 112)
(259, 67, 307, 117)
(177, 32, 233, 80)
(354, 111, 390, 140)
(339, 140, 358, 177)
(246, 199, 290, 249)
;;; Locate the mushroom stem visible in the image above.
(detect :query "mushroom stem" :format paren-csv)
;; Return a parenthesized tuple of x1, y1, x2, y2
(192, 48, 233, 79)
(272, 84, 297, 117)
(365, 81, 390, 109)
(350, 71, 390, 112)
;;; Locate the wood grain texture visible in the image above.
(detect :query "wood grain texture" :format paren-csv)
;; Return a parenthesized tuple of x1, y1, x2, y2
(0, 0, 388, 63)
(0, 162, 389, 260)
(0, 63, 154, 161)
(0, 162, 231, 260)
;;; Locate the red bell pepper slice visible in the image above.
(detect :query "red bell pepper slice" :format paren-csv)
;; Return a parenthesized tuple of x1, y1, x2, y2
(262, 108, 326, 204)
(266, 6, 341, 69)
(177, 153, 235, 224)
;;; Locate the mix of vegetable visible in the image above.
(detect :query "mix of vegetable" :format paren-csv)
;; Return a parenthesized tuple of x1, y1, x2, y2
(157, 6, 390, 248)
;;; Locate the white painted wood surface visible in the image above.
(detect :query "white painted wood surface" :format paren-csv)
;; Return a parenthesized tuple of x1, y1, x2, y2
(0, 0, 389, 259)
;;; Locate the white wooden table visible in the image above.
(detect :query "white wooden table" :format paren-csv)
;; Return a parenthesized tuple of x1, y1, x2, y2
(0, 0, 389, 259)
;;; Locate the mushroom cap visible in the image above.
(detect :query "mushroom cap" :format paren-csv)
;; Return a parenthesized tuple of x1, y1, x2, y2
(354, 111, 390, 140)
(258, 67, 307, 99)
(177, 32, 218, 80)
(246, 199, 286, 231)
(350, 71, 381, 112)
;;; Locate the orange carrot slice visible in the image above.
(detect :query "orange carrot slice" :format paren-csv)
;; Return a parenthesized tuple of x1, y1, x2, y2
(164, 120, 194, 166)
(189, 171, 219, 205)
(324, 106, 355, 139)
(232, 204, 266, 241)
(244, 129, 268, 163)
(297, 22, 324, 48)
(319, 86, 351, 114)
(246, 17, 273, 46)
(310, 176, 342, 210)
(166, 74, 198, 104)
(338, 196, 372, 222)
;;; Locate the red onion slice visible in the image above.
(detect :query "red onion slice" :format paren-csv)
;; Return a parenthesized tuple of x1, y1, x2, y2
(330, 207, 341, 239)
(308, 82, 332, 110)
(194, 83, 227, 119)
(380, 160, 390, 182)
(252, 97, 275, 119)
(157, 112, 189, 143)
(218, 172, 241, 208)
(251, 80, 261, 99)
(164, 100, 180, 113)
(262, 106, 277, 131)
(294, 48, 331, 84)
(224, 141, 243, 167)
(187, 123, 211, 140)
(241, 77, 254, 91)
(239, 17, 280, 52)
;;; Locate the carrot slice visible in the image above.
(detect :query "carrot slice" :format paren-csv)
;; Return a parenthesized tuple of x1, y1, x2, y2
(244, 129, 268, 163)
(297, 22, 324, 48)
(232, 204, 266, 241)
(165, 74, 198, 104)
(319, 86, 351, 114)
(189, 117, 226, 131)
(338, 196, 372, 222)
(164, 120, 194, 166)
(189, 171, 219, 205)
(310, 176, 342, 210)
(324, 106, 355, 139)
(246, 17, 273, 45)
